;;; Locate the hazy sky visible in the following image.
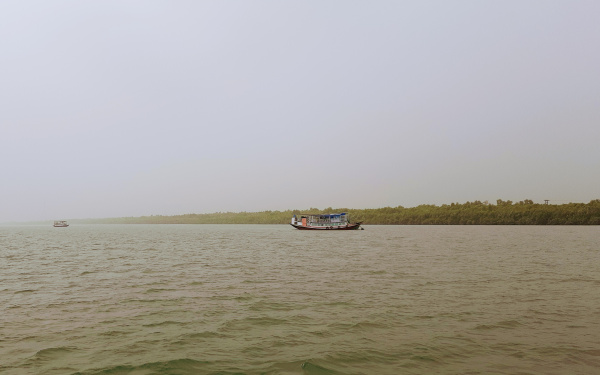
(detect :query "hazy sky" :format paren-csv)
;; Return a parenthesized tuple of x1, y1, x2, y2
(1, 1, 599, 222)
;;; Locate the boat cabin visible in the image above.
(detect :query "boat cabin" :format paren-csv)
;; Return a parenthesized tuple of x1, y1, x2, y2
(292, 213, 349, 228)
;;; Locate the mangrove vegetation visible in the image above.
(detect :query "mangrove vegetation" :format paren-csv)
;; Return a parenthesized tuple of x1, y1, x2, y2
(76, 199, 600, 225)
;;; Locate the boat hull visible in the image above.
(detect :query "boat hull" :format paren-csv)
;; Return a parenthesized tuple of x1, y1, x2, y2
(290, 222, 362, 230)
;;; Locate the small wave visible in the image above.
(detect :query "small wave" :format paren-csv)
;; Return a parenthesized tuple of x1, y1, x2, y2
(474, 324, 497, 330)
(474, 320, 523, 330)
(144, 288, 176, 294)
(219, 316, 287, 332)
(14, 289, 36, 294)
(496, 320, 523, 327)
(120, 298, 177, 304)
(410, 355, 438, 362)
(233, 294, 254, 301)
(100, 330, 130, 337)
(75, 358, 212, 375)
(249, 300, 294, 311)
(327, 321, 387, 332)
(181, 331, 225, 339)
(529, 346, 600, 368)
(326, 349, 397, 364)
(353, 321, 387, 330)
(32, 346, 77, 360)
(414, 315, 435, 319)
(558, 277, 598, 284)
(243, 316, 287, 326)
(300, 361, 341, 374)
(288, 314, 312, 323)
(142, 320, 187, 328)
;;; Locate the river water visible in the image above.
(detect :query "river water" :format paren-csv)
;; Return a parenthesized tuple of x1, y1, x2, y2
(1, 224, 599, 374)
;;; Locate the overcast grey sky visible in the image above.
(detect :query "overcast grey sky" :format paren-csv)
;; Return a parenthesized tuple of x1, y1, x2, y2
(1, 1, 599, 222)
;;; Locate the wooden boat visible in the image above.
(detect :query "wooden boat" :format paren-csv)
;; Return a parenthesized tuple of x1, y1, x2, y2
(53, 221, 69, 227)
(290, 213, 362, 230)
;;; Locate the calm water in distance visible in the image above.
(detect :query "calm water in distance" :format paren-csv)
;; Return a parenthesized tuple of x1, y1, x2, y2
(1, 224, 599, 375)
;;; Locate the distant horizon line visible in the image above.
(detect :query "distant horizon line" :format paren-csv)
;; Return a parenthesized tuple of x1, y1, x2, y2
(4, 198, 599, 224)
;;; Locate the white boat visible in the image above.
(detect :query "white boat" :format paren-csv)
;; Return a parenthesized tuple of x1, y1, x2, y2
(290, 213, 362, 230)
(53, 221, 69, 227)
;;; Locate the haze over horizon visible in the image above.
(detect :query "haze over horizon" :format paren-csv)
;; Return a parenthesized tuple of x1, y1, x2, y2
(2, 1, 599, 223)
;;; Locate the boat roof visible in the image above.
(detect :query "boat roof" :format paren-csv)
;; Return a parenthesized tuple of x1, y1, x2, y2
(298, 213, 347, 217)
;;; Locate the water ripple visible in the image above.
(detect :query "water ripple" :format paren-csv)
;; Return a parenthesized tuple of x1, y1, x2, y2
(0, 224, 599, 374)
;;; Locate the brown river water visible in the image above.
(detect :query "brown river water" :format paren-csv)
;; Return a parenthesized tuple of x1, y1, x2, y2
(1, 224, 599, 374)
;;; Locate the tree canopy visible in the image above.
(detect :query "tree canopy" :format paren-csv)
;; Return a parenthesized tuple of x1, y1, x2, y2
(75, 200, 600, 225)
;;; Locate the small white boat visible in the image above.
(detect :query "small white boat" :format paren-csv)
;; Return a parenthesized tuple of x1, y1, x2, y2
(53, 221, 69, 227)
(290, 213, 362, 230)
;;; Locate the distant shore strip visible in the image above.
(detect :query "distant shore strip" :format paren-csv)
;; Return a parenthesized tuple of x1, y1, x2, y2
(73, 200, 600, 225)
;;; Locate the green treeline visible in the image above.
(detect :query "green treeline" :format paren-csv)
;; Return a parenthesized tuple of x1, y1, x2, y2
(78, 199, 600, 225)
